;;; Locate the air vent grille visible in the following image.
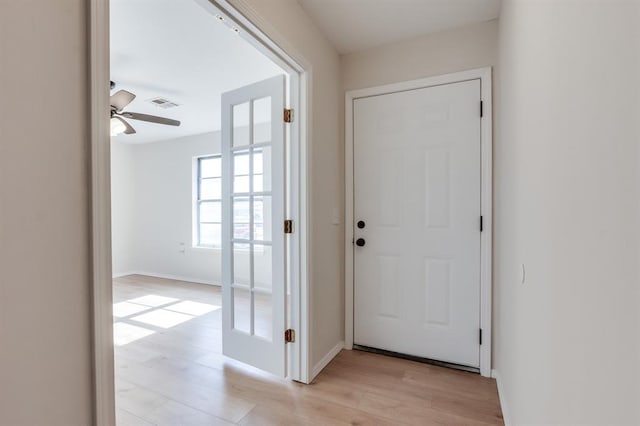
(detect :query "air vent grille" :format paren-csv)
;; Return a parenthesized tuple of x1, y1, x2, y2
(147, 97, 180, 109)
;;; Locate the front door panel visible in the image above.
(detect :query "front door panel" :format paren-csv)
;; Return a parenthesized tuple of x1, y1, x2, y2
(353, 79, 481, 367)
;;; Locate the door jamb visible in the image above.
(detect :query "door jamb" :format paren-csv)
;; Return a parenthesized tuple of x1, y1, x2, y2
(89, 0, 312, 423)
(344, 67, 493, 377)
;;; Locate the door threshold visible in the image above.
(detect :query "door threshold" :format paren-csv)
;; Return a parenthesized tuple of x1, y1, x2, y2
(353, 345, 480, 374)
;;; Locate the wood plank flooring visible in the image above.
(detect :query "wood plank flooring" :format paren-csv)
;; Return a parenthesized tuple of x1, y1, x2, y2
(114, 275, 503, 425)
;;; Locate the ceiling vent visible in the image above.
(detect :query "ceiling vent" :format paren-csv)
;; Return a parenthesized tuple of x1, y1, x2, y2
(147, 97, 180, 109)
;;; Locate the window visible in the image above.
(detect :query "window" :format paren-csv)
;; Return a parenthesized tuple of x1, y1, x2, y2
(195, 150, 265, 248)
(195, 155, 222, 247)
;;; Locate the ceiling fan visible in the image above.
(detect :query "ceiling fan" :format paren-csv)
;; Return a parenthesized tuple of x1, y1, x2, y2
(110, 81, 181, 136)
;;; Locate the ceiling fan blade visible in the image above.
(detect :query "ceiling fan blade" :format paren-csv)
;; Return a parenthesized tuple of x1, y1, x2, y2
(110, 90, 136, 112)
(113, 116, 136, 134)
(119, 111, 181, 126)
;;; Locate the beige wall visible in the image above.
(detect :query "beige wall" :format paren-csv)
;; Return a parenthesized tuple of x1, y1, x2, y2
(495, 0, 640, 423)
(341, 18, 499, 366)
(342, 20, 498, 91)
(6, 0, 639, 423)
(0, 0, 342, 424)
(228, 0, 344, 371)
(0, 1, 94, 425)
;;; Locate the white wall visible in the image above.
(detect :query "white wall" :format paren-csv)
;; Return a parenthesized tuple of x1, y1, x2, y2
(112, 128, 277, 290)
(111, 140, 136, 275)
(112, 132, 222, 283)
(229, 0, 344, 371)
(342, 20, 498, 91)
(0, 1, 94, 425)
(495, 0, 640, 423)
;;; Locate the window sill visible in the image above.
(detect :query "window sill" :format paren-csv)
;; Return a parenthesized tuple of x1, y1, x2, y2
(191, 246, 222, 251)
(191, 246, 268, 256)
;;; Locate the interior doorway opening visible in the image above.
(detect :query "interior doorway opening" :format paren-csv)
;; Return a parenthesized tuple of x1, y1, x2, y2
(92, 0, 310, 423)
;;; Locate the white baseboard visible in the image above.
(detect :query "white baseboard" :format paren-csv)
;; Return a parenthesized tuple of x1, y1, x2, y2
(491, 369, 511, 426)
(310, 341, 344, 381)
(112, 271, 137, 279)
(112, 271, 221, 287)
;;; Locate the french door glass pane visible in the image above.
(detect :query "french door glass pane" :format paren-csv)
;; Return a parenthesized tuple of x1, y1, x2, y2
(233, 102, 250, 147)
(253, 245, 272, 292)
(254, 292, 272, 341)
(253, 174, 264, 193)
(253, 196, 271, 242)
(233, 197, 250, 225)
(234, 223, 250, 241)
(253, 197, 263, 240)
(233, 244, 250, 286)
(233, 151, 250, 194)
(255, 146, 271, 192)
(252, 151, 263, 174)
(234, 151, 250, 174)
(232, 287, 251, 334)
(233, 197, 250, 241)
(234, 176, 250, 194)
(253, 97, 271, 144)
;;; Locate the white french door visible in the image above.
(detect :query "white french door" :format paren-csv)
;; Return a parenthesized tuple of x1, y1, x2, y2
(221, 76, 286, 376)
(353, 79, 482, 368)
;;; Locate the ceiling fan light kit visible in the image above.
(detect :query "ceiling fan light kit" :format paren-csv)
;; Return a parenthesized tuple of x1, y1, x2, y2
(110, 117, 127, 136)
(109, 84, 181, 137)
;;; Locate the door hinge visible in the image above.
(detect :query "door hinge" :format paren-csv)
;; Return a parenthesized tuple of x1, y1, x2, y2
(480, 100, 484, 118)
(480, 215, 483, 232)
(285, 329, 295, 343)
(479, 328, 483, 345)
(284, 219, 294, 234)
(284, 108, 294, 123)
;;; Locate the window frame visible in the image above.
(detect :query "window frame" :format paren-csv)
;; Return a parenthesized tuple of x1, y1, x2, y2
(195, 154, 222, 248)
(193, 150, 267, 249)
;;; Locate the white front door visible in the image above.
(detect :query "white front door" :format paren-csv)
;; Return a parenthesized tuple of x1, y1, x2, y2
(353, 79, 482, 367)
(221, 76, 286, 376)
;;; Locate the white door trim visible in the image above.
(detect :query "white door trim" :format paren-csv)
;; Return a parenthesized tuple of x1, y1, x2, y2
(89, 0, 312, 423)
(344, 67, 493, 377)
(89, 1, 115, 424)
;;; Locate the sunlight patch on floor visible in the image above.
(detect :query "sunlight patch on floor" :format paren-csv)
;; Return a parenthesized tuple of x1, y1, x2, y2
(165, 300, 220, 316)
(127, 294, 179, 307)
(131, 309, 194, 329)
(113, 322, 155, 346)
(113, 294, 220, 345)
(112, 301, 151, 318)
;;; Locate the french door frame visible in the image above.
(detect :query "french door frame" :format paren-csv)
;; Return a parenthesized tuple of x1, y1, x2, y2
(89, 0, 311, 424)
(344, 68, 493, 377)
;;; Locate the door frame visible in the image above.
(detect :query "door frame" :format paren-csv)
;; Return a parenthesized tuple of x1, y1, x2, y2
(344, 67, 493, 377)
(89, 0, 312, 423)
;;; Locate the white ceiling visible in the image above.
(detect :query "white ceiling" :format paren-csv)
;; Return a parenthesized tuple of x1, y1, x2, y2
(110, 0, 283, 144)
(297, 0, 501, 54)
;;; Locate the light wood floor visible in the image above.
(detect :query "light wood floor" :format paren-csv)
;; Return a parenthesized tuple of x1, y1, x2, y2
(114, 275, 503, 425)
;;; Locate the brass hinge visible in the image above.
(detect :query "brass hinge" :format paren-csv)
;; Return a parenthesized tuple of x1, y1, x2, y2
(284, 219, 293, 234)
(284, 108, 294, 123)
(285, 329, 295, 343)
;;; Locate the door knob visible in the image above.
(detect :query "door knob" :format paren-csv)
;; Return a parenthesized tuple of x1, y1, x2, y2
(357, 220, 366, 229)
(355, 238, 366, 247)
